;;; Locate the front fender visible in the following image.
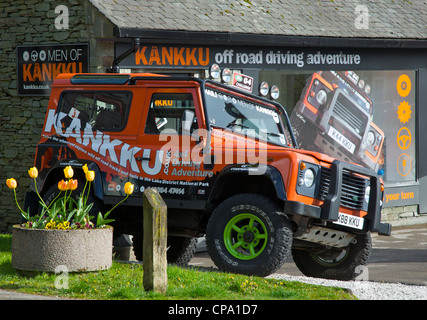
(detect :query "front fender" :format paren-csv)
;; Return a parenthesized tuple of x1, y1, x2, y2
(208, 164, 287, 203)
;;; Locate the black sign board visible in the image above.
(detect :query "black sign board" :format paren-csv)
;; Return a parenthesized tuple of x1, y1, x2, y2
(115, 43, 427, 71)
(17, 43, 89, 96)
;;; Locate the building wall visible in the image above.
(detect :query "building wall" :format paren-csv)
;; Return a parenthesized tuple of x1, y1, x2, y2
(0, 0, 114, 232)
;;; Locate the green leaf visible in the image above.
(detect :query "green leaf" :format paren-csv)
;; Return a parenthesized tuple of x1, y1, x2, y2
(100, 219, 115, 227)
(20, 208, 30, 221)
(96, 211, 115, 228)
(67, 208, 77, 222)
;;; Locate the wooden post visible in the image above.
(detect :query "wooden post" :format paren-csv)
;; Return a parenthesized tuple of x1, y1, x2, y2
(142, 188, 168, 293)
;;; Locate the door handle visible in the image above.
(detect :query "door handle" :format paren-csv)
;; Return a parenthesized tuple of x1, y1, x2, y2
(136, 156, 151, 161)
(136, 149, 153, 161)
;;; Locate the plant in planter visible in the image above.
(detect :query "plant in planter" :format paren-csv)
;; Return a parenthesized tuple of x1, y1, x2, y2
(6, 165, 134, 272)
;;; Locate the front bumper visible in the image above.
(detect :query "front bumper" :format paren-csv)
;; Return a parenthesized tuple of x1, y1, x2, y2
(285, 160, 391, 236)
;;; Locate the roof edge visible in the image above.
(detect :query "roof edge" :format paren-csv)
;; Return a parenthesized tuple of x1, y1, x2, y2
(114, 27, 427, 49)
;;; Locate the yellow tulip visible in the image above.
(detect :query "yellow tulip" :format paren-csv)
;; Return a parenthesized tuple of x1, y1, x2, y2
(63, 166, 74, 179)
(85, 170, 95, 182)
(82, 164, 88, 174)
(124, 182, 134, 195)
(58, 179, 68, 191)
(6, 178, 17, 189)
(28, 167, 38, 179)
(68, 179, 78, 191)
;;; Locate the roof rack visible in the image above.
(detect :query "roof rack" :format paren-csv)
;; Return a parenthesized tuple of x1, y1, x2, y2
(70, 74, 131, 85)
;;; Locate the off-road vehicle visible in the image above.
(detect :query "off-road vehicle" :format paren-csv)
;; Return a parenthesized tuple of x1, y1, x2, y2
(291, 70, 384, 171)
(25, 72, 391, 280)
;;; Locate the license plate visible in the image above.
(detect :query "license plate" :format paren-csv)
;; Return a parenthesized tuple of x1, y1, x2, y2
(328, 126, 356, 153)
(333, 212, 364, 230)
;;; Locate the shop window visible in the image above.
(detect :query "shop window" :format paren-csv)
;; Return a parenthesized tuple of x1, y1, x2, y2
(57, 91, 132, 131)
(145, 93, 197, 134)
(260, 69, 416, 184)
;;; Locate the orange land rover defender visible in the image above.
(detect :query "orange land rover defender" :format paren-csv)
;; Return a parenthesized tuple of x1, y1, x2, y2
(292, 71, 384, 171)
(25, 73, 391, 280)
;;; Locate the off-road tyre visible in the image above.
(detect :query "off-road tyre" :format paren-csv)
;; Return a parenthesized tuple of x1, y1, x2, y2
(206, 193, 293, 277)
(132, 235, 197, 266)
(292, 232, 372, 281)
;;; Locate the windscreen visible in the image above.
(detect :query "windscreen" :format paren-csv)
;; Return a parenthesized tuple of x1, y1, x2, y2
(204, 86, 289, 146)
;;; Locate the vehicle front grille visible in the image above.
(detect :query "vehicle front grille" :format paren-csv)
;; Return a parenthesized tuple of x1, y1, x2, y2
(319, 167, 367, 210)
(332, 92, 368, 136)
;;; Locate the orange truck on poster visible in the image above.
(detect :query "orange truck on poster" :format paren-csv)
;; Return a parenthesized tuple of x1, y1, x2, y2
(292, 70, 384, 171)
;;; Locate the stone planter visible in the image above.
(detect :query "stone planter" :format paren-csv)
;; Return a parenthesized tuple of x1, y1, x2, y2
(11, 225, 113, 272)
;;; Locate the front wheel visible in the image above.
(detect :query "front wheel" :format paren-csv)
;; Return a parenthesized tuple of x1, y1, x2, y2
(206, 194, 293, 277)
(292, 232, 372, 280)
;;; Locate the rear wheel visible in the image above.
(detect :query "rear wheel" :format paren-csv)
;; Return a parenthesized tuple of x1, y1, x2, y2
(132, 235, 197, 266)
(292, 232, 372, 280)
(206, 193, 293, 277)
(41, 181, 101, 220)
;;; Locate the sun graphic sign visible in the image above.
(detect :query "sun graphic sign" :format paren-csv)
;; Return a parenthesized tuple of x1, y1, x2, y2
(397, 100, 412, 124)
(396, 74, 411, 98)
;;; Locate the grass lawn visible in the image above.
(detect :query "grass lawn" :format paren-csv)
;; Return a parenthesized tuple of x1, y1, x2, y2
(0, 233, 356, 300)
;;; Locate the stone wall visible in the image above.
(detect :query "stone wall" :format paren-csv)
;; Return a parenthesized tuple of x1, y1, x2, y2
(0, 0, 114, 233)
(382, 205, 420, 222)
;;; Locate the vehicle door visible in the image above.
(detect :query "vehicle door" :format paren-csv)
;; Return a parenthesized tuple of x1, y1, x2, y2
(135, 86, 208, 203)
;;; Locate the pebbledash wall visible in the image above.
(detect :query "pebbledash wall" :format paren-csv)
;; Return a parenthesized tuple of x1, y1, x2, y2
(0, 0, 115, 232)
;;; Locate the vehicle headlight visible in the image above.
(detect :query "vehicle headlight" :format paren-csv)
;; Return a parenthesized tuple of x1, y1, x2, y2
(303, 169, 315, 188)
(209, 64, 220, 79)
(296, 162, 320, 197)
(364, 84, 371, 94)
(259, 81, 269, 96)
(316, 89, 327, 105)
(365, 186, 371, 203)
(221, 68, 232, 83)
(367, 131, 375, 146)
(270, 85, 280, 100)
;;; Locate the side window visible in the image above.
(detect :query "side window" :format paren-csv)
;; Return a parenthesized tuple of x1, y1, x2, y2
(57, 91, 132, 131)
(145, 93, 197, 134)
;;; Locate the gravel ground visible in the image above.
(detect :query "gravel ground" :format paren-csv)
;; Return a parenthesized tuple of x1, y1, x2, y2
(268, 274, 427, 300)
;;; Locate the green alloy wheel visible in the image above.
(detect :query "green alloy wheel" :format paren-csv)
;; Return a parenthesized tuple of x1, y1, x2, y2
(206, 193, 293, 277)
(223, 213, 268, 260)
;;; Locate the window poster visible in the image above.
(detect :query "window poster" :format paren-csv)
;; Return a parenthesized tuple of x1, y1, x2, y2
(260, 69, 416, 206)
